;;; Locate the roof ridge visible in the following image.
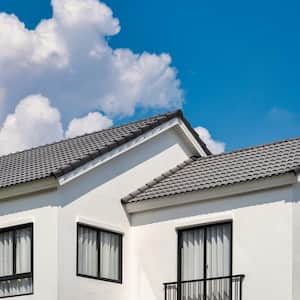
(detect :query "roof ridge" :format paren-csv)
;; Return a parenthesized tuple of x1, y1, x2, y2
(121, 156, 199, 203)
(0, 109, 182, 160)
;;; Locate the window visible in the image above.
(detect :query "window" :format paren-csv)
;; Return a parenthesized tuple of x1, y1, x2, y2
(179, 222, 232, 281)
(0, 223, 33, 298)
(77, 224, 122, 283)
(178, 222, 232, 300)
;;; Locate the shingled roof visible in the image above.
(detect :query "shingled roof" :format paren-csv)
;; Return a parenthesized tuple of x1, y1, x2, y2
(0, 110, 210, 189)
(122, 136, 300, 204)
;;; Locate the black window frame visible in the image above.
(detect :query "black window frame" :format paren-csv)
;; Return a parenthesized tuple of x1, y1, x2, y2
(177, 220, 233, 283)
(76, 223, 123, 284)
(0, 222, 34, 298)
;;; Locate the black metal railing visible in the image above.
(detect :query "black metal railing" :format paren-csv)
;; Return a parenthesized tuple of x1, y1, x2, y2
(164, 274, 245, 300)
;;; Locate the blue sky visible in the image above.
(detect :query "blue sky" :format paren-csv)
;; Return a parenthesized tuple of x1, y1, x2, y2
(0, 0, 299, 151)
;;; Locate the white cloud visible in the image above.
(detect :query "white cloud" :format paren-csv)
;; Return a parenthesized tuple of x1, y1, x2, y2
(0, 0, 182, 124)
(0, 94, 114, 155)
(66, 111, 113, 138)
(194, 126, 225, 154)
(0, 95, 64, 155)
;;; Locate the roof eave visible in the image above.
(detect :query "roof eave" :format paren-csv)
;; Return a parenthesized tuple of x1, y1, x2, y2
(123, 172, 297, 214)
(0, 176, 58, 202)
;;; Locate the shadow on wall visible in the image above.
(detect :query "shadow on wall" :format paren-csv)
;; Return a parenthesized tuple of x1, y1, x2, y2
(0, 128, 188, 217)
(58, 129, 191, 208)
(0, 188, 59, 217)
(130, 184, 293, 226)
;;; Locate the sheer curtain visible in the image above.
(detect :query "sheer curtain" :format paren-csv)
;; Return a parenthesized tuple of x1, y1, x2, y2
(180, 224, 231, 300)
(0, 227, 33, 298)
(181, 229, 205, 300)
(0, 232, 13, 277)
(78, 226, 98, 277)
(181, 229, 204, 281)
(100, 231, 120, 281)
(77, 225, 122, 281)
(206, 224, 231, 300)
(16, 228, 32, 274)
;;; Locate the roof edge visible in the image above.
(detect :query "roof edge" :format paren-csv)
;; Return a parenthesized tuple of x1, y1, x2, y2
(0, 177, 58, 202)
(53, 109, 210, 179)
(124, 172, 297, 214)
(121, 156, 199, 204)
(176, 110, 211, 156)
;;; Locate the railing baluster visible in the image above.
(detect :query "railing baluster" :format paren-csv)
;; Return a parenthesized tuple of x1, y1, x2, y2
(164, 275, 245, 300)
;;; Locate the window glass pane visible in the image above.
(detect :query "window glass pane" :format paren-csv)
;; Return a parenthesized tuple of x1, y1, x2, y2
(78, 226, 98, 277)
(0, 278, 32, 298)
(100, 231, 120, 281)
(206, 223, 231, 278)
(16, 227, 32, 274)
(0, 231, 13, 277)
(181, 229, 204, 281)
(0, 224, 33, 298)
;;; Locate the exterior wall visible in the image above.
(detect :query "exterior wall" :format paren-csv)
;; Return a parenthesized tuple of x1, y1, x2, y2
(56, 127, 194, 300)
(0, 127, 297, 300)
(130, 186, 294, 300)
(292, 182, 300, 300)
(0, 189, 60, 300)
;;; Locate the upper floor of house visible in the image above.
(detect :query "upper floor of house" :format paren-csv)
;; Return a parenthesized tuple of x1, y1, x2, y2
(0, 110, 299, 300)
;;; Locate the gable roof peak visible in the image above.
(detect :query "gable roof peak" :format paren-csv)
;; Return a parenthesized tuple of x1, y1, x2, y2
(0, 109, 209, 189)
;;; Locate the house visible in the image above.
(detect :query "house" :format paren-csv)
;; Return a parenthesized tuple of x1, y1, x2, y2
(0, 109, 299, 300)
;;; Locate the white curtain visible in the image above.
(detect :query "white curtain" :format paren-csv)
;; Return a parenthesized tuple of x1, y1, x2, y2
(181, 229, 204, 281)
(78, 227, 98, 277)
(206, 224, 230, 278)
(100, 232, 120, 281)
(0, 278, 32, 298)
(16, 228, 31, 274)
(0, 227, 33, 298)
(0, 232, 13, 277)
(181, 229, 205, 300)
(180, 224, 231, 300)
(206, 224, 231, 300)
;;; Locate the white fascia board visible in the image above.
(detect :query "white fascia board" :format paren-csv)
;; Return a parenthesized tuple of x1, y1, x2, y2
(58, 117, 207, 186)
(0, 177, 58, 202)
(124, 173, 297, 214)
(177, 118, 208, 157)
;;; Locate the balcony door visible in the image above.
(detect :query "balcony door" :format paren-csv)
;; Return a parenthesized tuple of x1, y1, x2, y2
(178, 222, 232, 300)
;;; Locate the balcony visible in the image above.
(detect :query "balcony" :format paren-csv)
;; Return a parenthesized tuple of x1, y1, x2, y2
(164, 274, 245, 300)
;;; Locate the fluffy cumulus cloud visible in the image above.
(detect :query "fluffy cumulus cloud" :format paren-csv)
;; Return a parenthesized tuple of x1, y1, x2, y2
(194, 127, 225, 154)
(66, 112, 113, 138)
(0, 0, 183, 154)
(0, 95, 64, 155)
(0, 0, 182, 119)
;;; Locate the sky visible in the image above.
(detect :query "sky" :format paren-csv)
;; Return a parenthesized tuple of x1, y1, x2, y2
(0, 0, 299, 155)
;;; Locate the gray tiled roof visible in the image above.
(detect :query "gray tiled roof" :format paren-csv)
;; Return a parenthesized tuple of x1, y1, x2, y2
(0, 110, 210, 189)
(122, 136, 300, 203)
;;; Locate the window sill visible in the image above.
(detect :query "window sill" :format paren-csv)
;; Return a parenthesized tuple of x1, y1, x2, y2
(77, 273, 122, 284)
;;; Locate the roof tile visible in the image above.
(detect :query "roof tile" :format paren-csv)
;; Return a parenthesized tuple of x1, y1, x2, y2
(122, 137, 300, 203)
(0, 110, 208, 189)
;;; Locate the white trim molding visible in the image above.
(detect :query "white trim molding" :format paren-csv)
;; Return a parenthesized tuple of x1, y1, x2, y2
(124, 173, 297, 214)
(175, 214, 234, 232)
(76, 216, 125, 235)
(0, 177, 58, 202)
(0, 218, 35, 229)
(58, 117, 207, 186)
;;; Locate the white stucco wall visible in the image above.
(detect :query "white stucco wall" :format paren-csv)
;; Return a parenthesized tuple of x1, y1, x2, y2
(56, 127, 195, 300)
(0, 127, 194, 300)
(0, 189, 59, 300)
(292, 182, 300, 300)
(130, 186, 294, 300)
(0, 127, 298, 300)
